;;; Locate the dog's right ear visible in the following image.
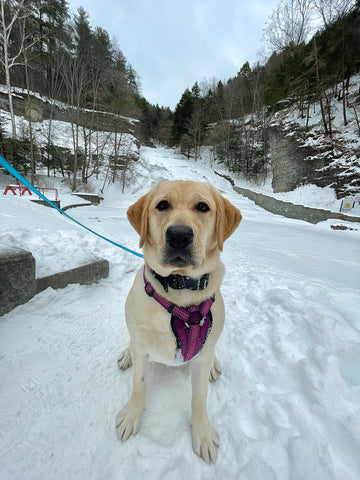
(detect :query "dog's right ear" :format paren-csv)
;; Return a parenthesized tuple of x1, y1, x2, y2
(127, 193, 150, 248)
(210, 186, 242, 251)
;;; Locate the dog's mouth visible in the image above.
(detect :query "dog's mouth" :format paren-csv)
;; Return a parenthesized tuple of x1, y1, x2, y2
(161, 247, 198, 268)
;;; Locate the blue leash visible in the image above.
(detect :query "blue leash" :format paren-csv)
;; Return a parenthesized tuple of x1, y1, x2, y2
(0, 154, 144, 259)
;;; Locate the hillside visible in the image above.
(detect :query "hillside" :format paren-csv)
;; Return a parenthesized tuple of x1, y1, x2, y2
(0, 87, 141, 192)
(0, 86, 141, 136)
(170, 4, 360, 198)
(268, 74, 360, 198)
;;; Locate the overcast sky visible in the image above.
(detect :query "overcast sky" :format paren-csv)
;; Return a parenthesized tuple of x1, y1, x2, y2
(67, 0, 280, 109)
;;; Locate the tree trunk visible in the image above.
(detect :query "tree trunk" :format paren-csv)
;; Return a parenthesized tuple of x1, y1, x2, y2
(3, 48, 16, 139)
(342, 76, 347, 126)
(24, 55, 35, 184)
(319, 96, 329, 136)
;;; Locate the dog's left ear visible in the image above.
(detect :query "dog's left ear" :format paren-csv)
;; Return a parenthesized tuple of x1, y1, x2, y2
(127, 193, 151, 248)
(212, 187, 242, 251)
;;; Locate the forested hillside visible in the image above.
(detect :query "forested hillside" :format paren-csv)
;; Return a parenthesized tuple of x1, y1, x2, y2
(0, 0, 171, 188)
(0, 0, 359, 198)
(171, 0, 360, 196)
(1, 2, 141, 123)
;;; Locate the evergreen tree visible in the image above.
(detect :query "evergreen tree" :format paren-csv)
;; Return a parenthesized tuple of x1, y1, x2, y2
(74, 7, 92, 59)
(171, 88, 194, 145)
(239, 61, 251, 77)
(34, 0, 71, 94)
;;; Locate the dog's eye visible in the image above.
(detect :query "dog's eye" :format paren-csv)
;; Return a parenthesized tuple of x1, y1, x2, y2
(156, 200, 170, 211)
(196, 202, 210, 212)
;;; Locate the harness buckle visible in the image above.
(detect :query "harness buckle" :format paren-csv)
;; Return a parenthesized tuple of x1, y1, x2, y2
(167, 303, 175, 314)
(145, 282, 155, 297)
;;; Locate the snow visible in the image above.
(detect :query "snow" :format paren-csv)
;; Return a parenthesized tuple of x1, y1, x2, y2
(1, 146, 360, 480)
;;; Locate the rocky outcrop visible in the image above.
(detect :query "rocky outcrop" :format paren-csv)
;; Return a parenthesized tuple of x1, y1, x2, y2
(268, 128, 323, 193)
(268, 127, 360, 199)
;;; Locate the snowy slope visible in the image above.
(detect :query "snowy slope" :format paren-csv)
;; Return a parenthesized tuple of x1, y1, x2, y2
(0, 146, 360, 480)
(0, 102, 139, 163)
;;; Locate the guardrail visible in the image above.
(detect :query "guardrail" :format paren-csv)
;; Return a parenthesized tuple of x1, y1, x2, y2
(3, 183, 58, 200)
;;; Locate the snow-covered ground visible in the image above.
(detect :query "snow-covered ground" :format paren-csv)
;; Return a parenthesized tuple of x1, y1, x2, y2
(1, 146, 360, 480)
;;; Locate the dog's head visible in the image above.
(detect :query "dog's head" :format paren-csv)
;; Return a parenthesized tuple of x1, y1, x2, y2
(127, 180, 241, 275)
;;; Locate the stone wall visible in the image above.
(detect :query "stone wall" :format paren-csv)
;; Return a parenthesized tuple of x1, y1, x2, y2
(0, 249, 36, 316)
(70, 193, 104, 205)
(233, 185, 360, 224)
(214, 171, 360, 225)
(0, 248, 109, 316)
(35, 260, 109, 294)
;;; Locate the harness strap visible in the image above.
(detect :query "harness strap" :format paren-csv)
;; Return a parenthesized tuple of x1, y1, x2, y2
(143, 266, 215, 362)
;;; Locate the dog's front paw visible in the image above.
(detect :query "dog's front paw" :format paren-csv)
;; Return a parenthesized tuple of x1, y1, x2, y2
(191, 420, 219, 464)
(117, 346, 132, 370)
(209, 356, 221, 383)
(116, 403, 142, 442)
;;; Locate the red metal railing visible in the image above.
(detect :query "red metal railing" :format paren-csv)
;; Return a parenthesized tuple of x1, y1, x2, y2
(3, 182, 58, 200)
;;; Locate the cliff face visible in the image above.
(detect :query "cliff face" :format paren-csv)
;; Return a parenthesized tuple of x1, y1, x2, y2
(269, 128, 348, 195)
(268, 75, 360, 199)
(269, 126, 360, 199)
(269, 128, 319, 193)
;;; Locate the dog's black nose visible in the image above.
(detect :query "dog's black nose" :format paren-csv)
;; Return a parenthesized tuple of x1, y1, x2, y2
(166, 225, 194, 252)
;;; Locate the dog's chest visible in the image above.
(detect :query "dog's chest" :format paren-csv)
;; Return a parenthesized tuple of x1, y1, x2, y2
(126, 292, 178, 365)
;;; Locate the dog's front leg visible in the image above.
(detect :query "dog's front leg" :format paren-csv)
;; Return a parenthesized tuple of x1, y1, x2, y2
(190, 351, 219, 464)
(116, 345, 148, 442)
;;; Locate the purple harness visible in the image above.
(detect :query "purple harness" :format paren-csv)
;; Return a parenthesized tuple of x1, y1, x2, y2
(143, 267, 215, 362)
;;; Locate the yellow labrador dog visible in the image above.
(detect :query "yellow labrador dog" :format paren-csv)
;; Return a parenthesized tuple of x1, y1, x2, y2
(116, 180, 241, 463)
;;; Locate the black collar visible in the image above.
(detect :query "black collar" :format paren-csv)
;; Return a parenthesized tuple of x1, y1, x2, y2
(150, 268, 209, 293)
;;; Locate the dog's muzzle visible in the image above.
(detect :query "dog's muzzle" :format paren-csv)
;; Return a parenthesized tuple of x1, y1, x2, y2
(163, 225, 196, 267)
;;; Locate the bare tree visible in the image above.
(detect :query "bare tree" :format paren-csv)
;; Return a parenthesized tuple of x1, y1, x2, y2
(264, 0, 313, 53)
(0, 0, 38, 139)
(46, 48, 67, 176)
(61, 52, 91, 190)
(101, 131, 136, 193)
(312, 0, 356, 28)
